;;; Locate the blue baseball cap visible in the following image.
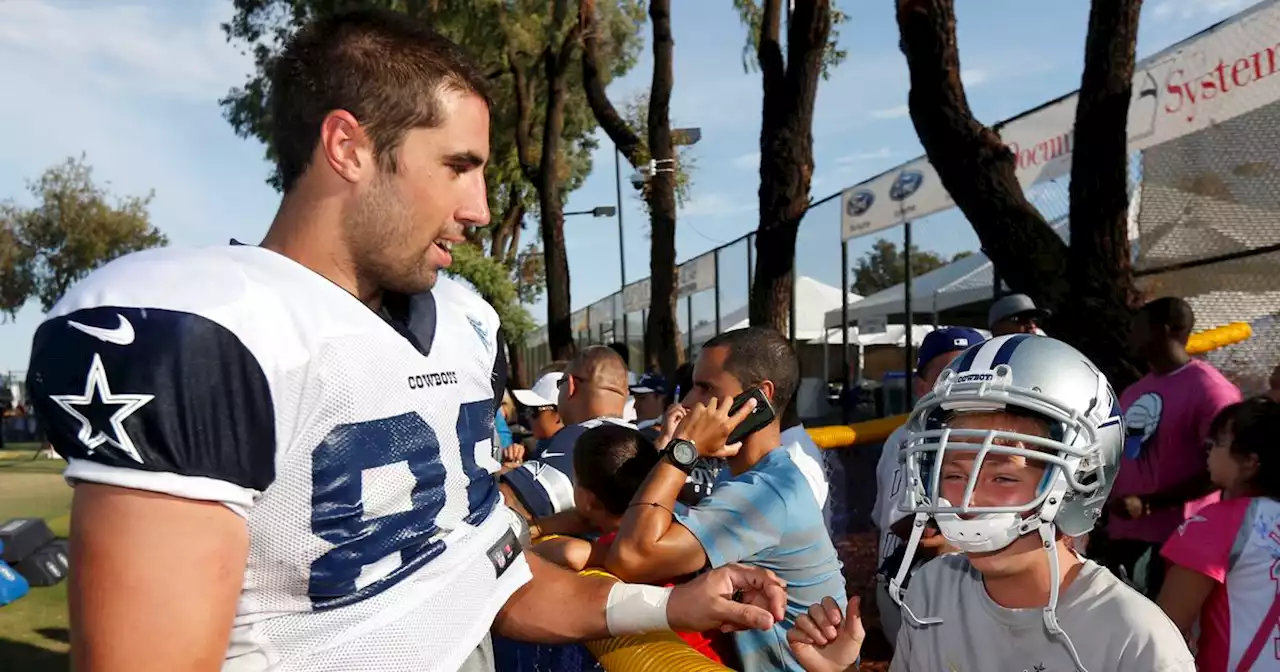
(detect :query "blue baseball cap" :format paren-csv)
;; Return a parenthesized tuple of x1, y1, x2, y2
(916, 327, 986, 376)
(630, 373, 668, 395)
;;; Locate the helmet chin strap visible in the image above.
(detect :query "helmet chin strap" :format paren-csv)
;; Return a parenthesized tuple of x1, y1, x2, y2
(1038, 521, 1088, 672)
(887, 513, 943, 627)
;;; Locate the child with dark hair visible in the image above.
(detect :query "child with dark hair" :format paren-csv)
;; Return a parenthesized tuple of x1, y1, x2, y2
(532, 423, 732, 665)
(1158, 396, 1280, 670)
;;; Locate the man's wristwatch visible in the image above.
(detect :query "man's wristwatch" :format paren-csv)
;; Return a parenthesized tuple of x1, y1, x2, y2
(665, 439, 699, 473)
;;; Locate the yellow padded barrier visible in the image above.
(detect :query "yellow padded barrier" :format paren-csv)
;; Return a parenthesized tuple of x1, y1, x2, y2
(1186, 321, 1252, 355)
(578, 569, 733, 672)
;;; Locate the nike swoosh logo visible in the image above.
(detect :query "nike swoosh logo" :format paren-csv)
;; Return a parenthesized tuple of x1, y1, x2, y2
(540, 452, 565, 459)
(67, 314, 135, 345)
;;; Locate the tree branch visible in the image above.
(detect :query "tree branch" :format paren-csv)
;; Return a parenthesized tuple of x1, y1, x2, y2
(579, 0, 642, 163)
(507, 51, 539, 184)
(758, 0, 786, 96)
(896, 0, 1069, 309)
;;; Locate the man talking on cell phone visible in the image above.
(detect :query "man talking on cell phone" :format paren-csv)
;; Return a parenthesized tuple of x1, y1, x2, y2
(603, 326, 847, 672)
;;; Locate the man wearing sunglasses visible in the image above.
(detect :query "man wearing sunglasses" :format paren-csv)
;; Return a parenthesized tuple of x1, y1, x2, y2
(988, 293, 1049, 337)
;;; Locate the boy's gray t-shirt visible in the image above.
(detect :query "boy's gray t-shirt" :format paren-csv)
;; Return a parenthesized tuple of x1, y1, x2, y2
(889, 554, 1194, 672)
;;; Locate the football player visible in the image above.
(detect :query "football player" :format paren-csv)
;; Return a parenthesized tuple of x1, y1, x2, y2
(26, 9, 786, 672)
(785, 335, 1194, 672)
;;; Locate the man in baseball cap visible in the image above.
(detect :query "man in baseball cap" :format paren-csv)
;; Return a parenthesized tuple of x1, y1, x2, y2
(511, 372, 565, 456)
(872, 326, 986, 647)
(988, 293, 1050, 337)
(629, 373, 668, 429)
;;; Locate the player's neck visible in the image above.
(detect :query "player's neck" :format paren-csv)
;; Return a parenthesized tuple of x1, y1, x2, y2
(727, 425, 782, 476)
(981, 541, 1083, 610)
(262, 188, 384, 310)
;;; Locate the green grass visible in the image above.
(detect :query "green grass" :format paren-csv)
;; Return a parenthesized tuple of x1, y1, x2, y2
(0, 444, 72, 671)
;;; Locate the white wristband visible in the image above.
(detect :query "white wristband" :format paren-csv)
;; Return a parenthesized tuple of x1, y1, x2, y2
(605, 582, 673, 636)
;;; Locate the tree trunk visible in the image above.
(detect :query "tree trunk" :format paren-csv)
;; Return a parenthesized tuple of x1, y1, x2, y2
(1061, 0, 1144, 390)
(643, 0, 680, 376)
(505, 334, 529, 389)
(896, 0, 1070, 311)
(510, 3, 581, 362)
(579, 0, 679, 375)
(491, 190, 524, 264)
(896, 0, 1144, 390)
(748, 0, 831, 333)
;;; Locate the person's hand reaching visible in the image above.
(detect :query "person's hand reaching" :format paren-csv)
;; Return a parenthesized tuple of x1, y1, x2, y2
(787, 596, 865, 672)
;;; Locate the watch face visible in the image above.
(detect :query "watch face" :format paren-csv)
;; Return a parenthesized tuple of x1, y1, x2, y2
(673, 441, 697, 465)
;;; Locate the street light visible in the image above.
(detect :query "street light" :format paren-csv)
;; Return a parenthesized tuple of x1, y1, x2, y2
(565, 206, 617, 218)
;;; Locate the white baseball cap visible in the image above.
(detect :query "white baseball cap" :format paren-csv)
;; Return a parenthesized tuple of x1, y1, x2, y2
(511, 372, 562, 408)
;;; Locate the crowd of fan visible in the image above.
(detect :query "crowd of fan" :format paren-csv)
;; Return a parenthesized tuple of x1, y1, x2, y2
(487, 294, 1280, 672)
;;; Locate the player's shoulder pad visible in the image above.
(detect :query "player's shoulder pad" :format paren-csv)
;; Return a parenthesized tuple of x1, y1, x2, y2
(29, 247, 279, 490)
(433, 274, 500, 344)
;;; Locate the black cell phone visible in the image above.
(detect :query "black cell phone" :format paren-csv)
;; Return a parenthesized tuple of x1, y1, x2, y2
(725, 387, 776, 445)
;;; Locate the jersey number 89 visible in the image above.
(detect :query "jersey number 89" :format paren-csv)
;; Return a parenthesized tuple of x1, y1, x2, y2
(308, 400, 497, 610)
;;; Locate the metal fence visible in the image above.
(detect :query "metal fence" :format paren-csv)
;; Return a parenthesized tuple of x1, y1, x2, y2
(521, 0, 1280, 404)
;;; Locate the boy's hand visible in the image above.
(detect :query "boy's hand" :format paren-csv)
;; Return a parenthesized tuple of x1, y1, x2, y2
(788, 596, 865, 672)
(654, 403, 689, 450)
(673, 396, 755, 459)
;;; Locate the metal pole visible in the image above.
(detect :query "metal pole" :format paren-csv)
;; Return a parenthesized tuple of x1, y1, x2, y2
(904, 221, 915, 409)
(747, 233, 755, 292)
(789, 265, 797, 347)
(615, 147, 628, 349)
(714, 249, 722, 334)
(686, 297, 693, 355)
(840, 239, 850, 423)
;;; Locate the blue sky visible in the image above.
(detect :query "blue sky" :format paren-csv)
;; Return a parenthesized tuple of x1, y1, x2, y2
(0, 0, 1254, 371)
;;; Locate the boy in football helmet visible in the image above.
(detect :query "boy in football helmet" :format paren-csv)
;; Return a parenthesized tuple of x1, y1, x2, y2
(786, 335, 1194, 672)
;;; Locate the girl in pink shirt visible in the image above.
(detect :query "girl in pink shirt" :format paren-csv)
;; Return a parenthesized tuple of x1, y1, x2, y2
(1159, 397, 1280, 671)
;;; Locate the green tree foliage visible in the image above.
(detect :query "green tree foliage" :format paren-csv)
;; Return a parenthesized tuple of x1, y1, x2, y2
(850, 238, 970, 296)
(219, 0, 645, 359)
(0, 156, 167, 317)
(731, 0, 847, 79)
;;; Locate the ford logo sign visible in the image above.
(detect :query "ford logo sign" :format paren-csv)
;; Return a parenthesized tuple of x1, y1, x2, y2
(889, 169, 924, 201)
(845, 189, 874, 217)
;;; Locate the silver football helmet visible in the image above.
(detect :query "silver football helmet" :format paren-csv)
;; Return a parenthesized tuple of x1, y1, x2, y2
(887, 334, 1122, 672)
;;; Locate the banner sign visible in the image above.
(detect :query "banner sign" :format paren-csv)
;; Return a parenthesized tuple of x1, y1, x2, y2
(589, 294, 617, 323)
(677, 253, 716, 299)
(841, 0, 1280, 241)
(622, 278, 650, 314)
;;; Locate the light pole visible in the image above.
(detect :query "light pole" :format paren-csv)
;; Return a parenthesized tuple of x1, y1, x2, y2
(564, 205, 616, 218)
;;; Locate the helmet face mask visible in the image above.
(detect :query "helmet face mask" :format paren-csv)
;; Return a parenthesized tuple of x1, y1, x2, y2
(897, 335, 1124, 546)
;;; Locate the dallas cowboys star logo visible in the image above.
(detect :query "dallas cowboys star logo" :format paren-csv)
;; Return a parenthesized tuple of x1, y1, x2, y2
(49, 353, 154, 463)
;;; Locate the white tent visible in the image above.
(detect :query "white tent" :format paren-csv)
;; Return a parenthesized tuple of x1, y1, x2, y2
(691, 276, 860, 345)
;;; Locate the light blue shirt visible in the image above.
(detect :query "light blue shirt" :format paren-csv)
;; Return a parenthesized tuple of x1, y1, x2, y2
(675, 448, 847, 672)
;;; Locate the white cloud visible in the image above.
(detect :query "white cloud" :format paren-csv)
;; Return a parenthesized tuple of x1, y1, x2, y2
(836, 148, 894, 164)
(0, 1, 253, 102)
(870, 105, 910, 120)
(1151, 0, 1253, 21)
(961, 68, 990, 88)
(678, 192, 754, 218)
(731, 151, 760, 170)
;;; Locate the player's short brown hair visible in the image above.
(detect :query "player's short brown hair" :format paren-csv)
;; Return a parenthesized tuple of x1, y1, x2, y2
(270, 8, 491, 192)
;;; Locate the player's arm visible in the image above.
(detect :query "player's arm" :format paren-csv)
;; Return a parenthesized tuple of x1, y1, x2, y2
(70, 485, 248, 672)
(493, 548, 787, 642)
(607, 398, 761, 584)
(27, 307, 277, 672)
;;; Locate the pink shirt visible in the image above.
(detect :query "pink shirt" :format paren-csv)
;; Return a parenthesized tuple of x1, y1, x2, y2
(1162, 497, 1280, 671)
(1111, 359, 1241, 544)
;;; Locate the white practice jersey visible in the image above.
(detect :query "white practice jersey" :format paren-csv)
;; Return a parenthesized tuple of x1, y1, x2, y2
(26, 246, 531, 671)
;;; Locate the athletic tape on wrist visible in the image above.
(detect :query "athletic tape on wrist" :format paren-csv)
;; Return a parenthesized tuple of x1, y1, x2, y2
(605, 582, 673, 636)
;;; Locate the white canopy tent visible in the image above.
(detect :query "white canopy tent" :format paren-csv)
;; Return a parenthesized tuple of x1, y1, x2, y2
(691, 276, 861, 345)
